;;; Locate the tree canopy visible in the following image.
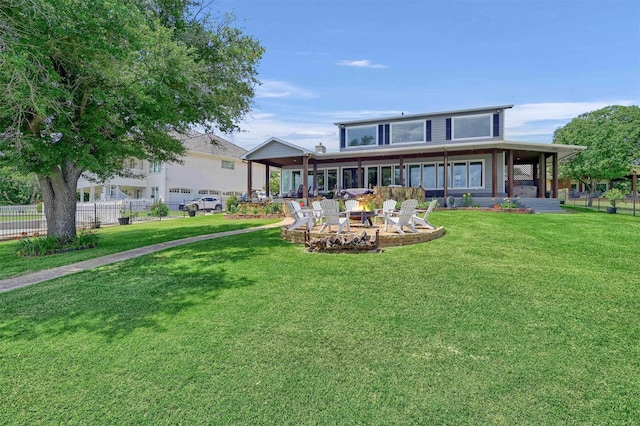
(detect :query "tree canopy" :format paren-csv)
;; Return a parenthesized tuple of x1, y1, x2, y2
(553, 105, 640, 191)
(0, 0, 263, 241)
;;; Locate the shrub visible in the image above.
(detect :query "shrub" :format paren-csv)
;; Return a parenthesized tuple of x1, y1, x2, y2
(15, 228, 99, 257)
(226, 195, 239, 211)
(264, 202, 282, 214)
(150, 202, 169, 217)
(603, 188, 626, 207)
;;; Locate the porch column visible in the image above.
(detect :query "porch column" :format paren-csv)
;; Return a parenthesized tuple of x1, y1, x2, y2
(246, 160, 253, 198)
(265, 164, 270, 197)
(357, 158, 363, 187)
(313, 161, 318, 196)
(399, 156, 404, 186)
(491, 149, 498, 197)
(302, 155, 309, 202)
(507, 150, 514, 198)
(538, 153, 546, 198)
(552, 153, 558, 198)
(443, 150, 448, 198)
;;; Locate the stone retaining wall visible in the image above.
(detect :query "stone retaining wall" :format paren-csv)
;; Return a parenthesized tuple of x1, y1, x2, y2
(281, 226, 446, 248)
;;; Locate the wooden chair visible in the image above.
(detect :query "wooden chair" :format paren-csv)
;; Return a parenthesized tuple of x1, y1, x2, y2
(412, 199, 438, 229)
(375, 199, 396, 224)
(384, 199, 418, 234)
(286, 200, 312, 231)
(318, 199, 350, 234)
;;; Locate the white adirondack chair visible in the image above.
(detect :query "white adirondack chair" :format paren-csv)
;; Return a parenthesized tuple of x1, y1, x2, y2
(412, 199, 438, 229)
(375, 199, 397, 224)
(345, 199, 359, 215)
(311, 200, 324, 226)
(318, 199, 350, 234)
(286, 200, 312, 231)
(384, 199, 418, 234)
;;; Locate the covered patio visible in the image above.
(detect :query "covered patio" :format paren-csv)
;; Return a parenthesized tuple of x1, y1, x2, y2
(242, 138, 584, 208)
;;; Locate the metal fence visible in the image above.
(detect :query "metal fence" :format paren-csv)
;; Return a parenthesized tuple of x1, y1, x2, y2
(0, 200, 193, 241)
(563, 194, 639, 216)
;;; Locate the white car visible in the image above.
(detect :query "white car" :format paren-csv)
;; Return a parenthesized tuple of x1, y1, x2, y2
(179, 197, 222, 212)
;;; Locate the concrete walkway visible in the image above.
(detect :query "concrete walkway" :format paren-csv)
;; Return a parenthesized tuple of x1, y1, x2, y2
(0, 221, 288, 293)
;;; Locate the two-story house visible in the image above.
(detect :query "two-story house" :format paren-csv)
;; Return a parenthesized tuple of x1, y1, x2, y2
(242, 105, 585, 210)
(77, 133, 267, 208)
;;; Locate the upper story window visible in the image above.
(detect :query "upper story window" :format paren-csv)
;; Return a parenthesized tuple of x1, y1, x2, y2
(453, 114, 492, 140)
(221, 160, 235, 170)
(391, 120, 424, 144)
(346, 125, 377, 148)
(149, 161, 162, 173)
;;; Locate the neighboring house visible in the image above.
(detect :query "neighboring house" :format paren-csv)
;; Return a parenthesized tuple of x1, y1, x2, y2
(242, 105, 586, 209)
(77, 133, 266, 208)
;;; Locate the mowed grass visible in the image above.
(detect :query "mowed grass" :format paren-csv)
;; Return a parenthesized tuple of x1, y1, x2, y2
(0, 214, 280, 280)
(0, 210, 638, 424)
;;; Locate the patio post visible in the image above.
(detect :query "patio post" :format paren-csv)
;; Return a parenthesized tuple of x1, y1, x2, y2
(538, 153, 546, 198)
(302, 155, 309, 203)
(443, 149, 448, 199)
(357, 158, 363, 188)
(399, 156, 404, 186)
(507, 150, 514, 198)
(552, 153, 558, 198)
(491, 149, 498, 197)
(265, 164, 270, 198)
(246, 160, 252, 198)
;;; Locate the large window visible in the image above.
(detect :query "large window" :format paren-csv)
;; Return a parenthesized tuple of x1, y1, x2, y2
(346, 125, 377, 147)
(469, 161, 483, 187)
(421, 161, 484, 189)
(408, 165, 421, 187)
(381, 166, 392, 186)
(327, 169, 338, 191)
(453, 114, 492, 140)
(453, 163, 468, 188)
(367, 167, 378, 188)
(391, 121, 424, 144)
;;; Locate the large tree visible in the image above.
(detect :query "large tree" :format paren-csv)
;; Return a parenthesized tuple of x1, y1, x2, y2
(0, 0, 263, 242)
(553, 105, 640, 196)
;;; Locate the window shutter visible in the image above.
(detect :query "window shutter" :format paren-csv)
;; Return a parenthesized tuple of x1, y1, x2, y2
(426, 120, 432, 142)
(446, 118, 452, 140)
(384, 124, 390, 145)
(493, 113, 500, 137)
(340, 128, 346, 149)
(378, 125, 384, 145)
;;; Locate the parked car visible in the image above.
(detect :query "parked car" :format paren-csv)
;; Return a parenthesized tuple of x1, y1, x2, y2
(179, 197, 222, 212)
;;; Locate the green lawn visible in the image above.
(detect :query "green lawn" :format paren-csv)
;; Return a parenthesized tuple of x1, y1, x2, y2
(0, 214, 280, 280)
(1, 211, 638, 424)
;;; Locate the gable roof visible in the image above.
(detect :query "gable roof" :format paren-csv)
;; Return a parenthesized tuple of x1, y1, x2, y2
(174, 132, 247, 159)
(242, 137, 314, 166)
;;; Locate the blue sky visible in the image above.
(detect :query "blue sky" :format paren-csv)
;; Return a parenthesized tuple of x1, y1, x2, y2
(211, 0, 639, 152)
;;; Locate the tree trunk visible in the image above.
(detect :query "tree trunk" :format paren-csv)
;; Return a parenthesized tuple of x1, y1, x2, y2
(38, 162, 83, 243)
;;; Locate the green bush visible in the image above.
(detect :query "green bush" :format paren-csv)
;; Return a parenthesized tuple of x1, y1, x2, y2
(226, 195, 239, 211)
(150, 202, 169, 217)
(263, 202, 283, 214)
(15, 228, 100, 257)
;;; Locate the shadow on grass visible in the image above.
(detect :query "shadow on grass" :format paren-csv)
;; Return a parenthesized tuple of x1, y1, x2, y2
(0, 229, 287, 342)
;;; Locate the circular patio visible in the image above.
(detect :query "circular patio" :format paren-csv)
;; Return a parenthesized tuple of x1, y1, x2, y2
(280, 219, 446, 248)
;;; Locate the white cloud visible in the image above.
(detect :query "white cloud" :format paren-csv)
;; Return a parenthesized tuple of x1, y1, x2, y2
(255, 80, 317, 99)
(506, 100, 637, 142)
(337, 59, 388, 69)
